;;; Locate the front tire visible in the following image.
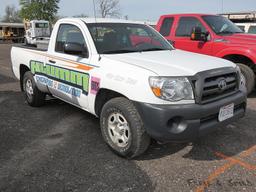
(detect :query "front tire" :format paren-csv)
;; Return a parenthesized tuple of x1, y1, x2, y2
(100, 97, 151, 158)
(237, 63, 255, 95)
(23, 71, 46, 107)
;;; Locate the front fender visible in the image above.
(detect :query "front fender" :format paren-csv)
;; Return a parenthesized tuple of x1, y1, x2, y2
(215, 47, 256, 64)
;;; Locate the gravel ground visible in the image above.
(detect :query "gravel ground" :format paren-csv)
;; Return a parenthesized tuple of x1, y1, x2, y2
(0, 44, 255, 192)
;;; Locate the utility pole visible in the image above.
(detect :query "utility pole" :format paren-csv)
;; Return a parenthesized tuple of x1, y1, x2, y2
(221, 0, 224, 13)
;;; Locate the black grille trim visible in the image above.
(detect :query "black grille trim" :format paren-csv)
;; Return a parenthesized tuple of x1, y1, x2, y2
(190, 67, 240, 104)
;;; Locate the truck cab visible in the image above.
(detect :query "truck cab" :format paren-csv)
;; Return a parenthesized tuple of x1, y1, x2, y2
(156, 14, 256, 94)
(24, 20, 51, 45)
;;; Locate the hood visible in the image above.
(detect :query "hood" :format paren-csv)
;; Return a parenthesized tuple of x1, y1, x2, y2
(222, 33, 256, 46)
(103, 50, 236, 76)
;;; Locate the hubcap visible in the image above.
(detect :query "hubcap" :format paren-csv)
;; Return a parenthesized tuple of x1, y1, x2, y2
(25, 79, 33, 98)
(107, 112, 130, 148)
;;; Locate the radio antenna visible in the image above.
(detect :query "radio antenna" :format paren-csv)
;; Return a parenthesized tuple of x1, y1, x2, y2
(92, 0, 101, 61)
(221, 0, 224, 13)
(93, 0, 97, 22)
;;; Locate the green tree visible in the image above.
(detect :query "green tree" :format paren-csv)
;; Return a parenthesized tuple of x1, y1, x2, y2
(19, 0, 60, 23)
(52, 15, 64, 24)
(2, 5, 22, 23)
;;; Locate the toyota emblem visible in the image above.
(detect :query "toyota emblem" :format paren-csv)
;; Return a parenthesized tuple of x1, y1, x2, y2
(218, 79, 227, 91)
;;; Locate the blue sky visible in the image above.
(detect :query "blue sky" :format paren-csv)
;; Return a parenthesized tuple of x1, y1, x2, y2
(0, 0, 256, 21)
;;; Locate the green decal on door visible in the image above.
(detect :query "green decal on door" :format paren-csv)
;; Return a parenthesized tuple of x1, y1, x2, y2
(30, 60, 89, 95)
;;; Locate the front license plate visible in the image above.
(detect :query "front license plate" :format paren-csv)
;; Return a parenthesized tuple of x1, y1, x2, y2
(218, 103, 234, 122)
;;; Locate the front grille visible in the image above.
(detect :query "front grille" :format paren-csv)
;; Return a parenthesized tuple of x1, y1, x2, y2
(201, 72, 238, 103)
(192, 68, 240, 104)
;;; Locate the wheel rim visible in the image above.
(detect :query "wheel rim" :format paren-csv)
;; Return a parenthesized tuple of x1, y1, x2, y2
(107, 112, 130, 148)
(25, 79, 34, 99)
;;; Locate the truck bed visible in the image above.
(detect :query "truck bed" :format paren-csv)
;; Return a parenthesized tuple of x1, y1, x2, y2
(13, 44, 48, 52)
(11, 44, 48, 80)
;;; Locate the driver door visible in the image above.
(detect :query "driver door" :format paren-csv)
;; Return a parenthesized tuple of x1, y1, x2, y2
(47, 23, 91, 109)
(173, 16, 213, 55)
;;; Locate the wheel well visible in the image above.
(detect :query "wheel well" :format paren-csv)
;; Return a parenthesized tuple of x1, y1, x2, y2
(223, 54, 256, 73)
(94, 89, 127, 117)
(20, 64, 30, 91)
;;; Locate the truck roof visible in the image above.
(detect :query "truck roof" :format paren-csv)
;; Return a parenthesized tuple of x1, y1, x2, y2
(58, 17, 146, 24)
(0, 22, 24, 28)
(30, 20, 49, 23)
(159, 13, 216, 17)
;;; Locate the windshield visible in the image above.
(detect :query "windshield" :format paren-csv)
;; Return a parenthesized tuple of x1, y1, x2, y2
(202, 15, 243, 35)
(87, 23, 173, 54)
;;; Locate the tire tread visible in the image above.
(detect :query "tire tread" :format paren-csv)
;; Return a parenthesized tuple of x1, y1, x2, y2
(238, 63, 255, 95)
(100, 97, 151, 158)
(23, 71, 45, 107)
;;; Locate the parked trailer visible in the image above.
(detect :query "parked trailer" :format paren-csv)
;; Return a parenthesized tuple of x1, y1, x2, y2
(236, 23, 256, 34)
(0, 22, 25, 43)
(221, 12, 256, 23)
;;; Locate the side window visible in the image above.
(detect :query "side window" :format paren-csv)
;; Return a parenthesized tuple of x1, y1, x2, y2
(176, 17, 206, 37)
(159, 17, 174, 36)
(248, 26, 256, 34)
(55, 24, 88, 57)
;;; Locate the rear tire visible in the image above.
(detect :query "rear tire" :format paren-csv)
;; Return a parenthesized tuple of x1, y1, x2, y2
(24, 37, 28, 45)
(237, 63, 255, 95)
(23, 71, 46, 107)
(100, 97, 151, 159)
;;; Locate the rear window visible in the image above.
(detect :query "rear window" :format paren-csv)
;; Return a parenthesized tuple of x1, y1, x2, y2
(159, 17, 174, 37)
(35, 23, 49, 28)
(248, 26, 256, 34)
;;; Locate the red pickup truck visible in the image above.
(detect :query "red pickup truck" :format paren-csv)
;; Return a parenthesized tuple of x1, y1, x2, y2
(156, 14, 256, 94)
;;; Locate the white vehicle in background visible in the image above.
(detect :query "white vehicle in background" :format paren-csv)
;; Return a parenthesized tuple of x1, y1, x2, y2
(236, 23, 256, 34)
(24, 20, 51, 45)
(221, 12, 256, 34)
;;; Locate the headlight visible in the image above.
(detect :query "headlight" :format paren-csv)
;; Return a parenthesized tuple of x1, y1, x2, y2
(149, 77, 194, 101)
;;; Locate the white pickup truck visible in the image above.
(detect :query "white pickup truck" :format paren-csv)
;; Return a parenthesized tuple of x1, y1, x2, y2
(11, 18, 247, 158)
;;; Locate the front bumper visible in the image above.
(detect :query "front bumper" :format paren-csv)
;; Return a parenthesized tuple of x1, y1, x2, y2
(134, 91, 247, 142)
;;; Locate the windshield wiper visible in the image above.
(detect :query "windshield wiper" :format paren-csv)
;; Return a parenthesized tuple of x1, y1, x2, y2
(217, 31, 243, 35)
(140, 48, 170, 52)
(102, 49, 138, 54)
(217, 31, 235, 35)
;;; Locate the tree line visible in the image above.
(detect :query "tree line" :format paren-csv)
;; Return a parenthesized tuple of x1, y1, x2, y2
(1, 0, 121, 23)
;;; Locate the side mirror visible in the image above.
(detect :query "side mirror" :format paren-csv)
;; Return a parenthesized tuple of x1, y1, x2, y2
(190, 26, 208, 42)
(64, 43, 88, 57)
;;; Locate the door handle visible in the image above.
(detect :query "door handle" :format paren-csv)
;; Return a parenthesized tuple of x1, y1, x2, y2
(48, 59, 56, 64)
